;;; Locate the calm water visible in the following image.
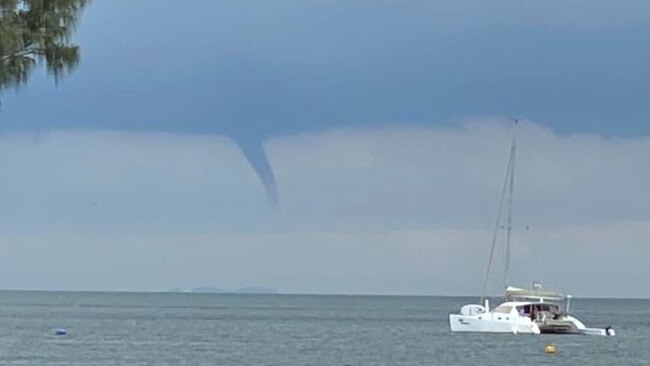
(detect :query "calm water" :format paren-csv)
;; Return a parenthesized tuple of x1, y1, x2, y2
(0, 291, 647, 365)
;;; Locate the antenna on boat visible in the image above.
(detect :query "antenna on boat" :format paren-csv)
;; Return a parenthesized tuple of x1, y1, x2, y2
(479, 119, 518, 306)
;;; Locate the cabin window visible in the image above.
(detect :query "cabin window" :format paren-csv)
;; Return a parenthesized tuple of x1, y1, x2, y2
(516, 305, 531, 315)
(493, 305, 512, 314)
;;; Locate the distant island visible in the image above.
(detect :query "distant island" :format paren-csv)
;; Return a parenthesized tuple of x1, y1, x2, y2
(169, 286, 278, 294)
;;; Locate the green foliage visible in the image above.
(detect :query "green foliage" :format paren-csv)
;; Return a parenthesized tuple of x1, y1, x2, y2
(0, 0, 88, 93)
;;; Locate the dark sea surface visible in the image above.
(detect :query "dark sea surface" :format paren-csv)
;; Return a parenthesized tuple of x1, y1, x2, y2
(0, 291, 647, 365)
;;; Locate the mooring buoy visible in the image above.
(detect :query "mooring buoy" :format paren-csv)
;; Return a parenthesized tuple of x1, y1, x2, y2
(544, 344, 556, 354)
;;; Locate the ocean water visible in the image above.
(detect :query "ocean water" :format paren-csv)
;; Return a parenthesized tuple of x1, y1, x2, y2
(0, 291, 647, 365)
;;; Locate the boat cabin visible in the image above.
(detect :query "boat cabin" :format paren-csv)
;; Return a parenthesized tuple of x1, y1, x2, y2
(517, 303, 562, 321)
(492, 301, 563, 321)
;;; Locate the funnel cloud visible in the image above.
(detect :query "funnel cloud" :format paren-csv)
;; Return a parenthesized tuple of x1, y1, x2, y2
(235, 137, 278, 206)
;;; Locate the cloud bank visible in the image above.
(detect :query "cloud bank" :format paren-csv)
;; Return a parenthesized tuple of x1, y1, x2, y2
(0, 120, 648, 297)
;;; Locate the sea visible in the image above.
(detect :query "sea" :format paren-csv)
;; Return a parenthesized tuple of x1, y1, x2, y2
(0, 291, 647, 365)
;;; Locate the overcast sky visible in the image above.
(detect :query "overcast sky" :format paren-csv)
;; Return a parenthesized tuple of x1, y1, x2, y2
(0, 1, 648, 297)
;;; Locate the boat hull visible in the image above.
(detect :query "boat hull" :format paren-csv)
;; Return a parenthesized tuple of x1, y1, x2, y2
(450, 313, 615, 336)
(449, 314, 540, 334)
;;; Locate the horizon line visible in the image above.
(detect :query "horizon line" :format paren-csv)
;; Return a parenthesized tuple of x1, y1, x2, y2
(0, 288, 648, 301)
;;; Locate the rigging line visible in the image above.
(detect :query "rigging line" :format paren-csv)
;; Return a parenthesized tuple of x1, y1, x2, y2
(479, 121, 518, 305)
(479, 143, 513, 304)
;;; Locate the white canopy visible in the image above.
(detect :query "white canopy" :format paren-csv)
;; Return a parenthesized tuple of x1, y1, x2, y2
(505, 286, 566, 301)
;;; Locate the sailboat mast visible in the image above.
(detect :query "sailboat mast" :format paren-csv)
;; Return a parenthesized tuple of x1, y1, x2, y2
(479, 120, 518, 305)
(504, 120, 517, 289)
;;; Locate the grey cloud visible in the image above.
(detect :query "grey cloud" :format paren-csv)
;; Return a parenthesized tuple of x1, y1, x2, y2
(0, 121, 648, 296)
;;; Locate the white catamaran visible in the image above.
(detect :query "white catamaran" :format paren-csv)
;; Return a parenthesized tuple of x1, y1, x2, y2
(449, 121, 614, 336)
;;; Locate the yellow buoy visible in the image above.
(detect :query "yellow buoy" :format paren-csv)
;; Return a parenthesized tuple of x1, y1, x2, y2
(544, 344, 557, 354)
